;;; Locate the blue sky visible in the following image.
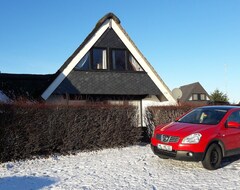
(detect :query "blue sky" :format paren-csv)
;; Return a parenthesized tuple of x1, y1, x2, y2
(0, 0, 239, 103)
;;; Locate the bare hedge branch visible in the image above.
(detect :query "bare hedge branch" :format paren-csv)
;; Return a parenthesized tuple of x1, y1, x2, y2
(144, 105, 200, 138)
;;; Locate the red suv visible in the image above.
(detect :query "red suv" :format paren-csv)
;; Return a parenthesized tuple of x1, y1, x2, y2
(151, 106, 240, 170)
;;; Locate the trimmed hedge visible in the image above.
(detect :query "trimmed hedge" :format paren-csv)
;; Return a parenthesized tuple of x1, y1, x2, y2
(145, 105, 200, 138)
(0, 103, 142, 163)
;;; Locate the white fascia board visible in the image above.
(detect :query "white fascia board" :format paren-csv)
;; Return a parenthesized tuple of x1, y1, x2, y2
(111, 20, 176, 103)
(41, 19, 110, 100)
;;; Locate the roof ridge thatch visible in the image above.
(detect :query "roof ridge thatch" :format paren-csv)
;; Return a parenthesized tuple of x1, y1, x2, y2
(95, 12, 120, 28)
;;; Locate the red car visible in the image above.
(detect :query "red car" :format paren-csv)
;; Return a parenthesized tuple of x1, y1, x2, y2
(151, 106, 240, 170)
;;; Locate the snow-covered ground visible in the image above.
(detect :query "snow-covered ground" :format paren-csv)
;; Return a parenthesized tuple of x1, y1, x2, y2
(1, 144, 240, 190)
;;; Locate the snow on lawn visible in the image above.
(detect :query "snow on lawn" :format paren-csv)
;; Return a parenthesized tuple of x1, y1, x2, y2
(1, 144, 240, 190)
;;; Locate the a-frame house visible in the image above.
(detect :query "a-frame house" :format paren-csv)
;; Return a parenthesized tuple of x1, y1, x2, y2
(0, 13, 176, 125)
(42, 13, 175, 97)
(41, 13, 176, 125)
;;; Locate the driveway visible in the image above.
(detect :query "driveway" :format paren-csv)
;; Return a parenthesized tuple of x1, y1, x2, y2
(0, 144, 240, 189)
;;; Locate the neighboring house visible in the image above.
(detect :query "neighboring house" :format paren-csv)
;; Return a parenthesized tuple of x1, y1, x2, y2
(0, 13, 176, 125)
(179, 82, 210, 104)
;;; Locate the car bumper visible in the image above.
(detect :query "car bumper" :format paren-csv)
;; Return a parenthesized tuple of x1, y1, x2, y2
(151, 145, 204, 162)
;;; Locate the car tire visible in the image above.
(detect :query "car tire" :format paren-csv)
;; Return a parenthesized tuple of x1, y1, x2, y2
(202, 143, 222, 170)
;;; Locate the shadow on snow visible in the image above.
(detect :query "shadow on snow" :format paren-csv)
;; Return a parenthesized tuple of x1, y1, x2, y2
(221, 154, 240, 169)
(0, 176, 56, 190)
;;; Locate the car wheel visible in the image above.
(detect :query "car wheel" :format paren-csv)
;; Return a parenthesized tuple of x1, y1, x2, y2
(202, 143, 222, 170)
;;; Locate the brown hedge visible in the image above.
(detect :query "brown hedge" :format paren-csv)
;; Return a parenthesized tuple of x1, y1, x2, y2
(0, 103, 142, 163)
(144, 105, 200, 138)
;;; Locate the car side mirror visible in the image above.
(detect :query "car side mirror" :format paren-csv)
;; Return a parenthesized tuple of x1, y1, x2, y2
(227, 121, 240, 128)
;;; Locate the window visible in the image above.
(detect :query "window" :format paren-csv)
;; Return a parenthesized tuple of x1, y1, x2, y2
(192, 94, 198, 101)
(92, 48, 107, 70)
(128, 55, 143, 71)
(75, 52, 90, 70)
(227, 111, 240, 123)
(75, 48, 144, 72)
(200, 94, 206, 100)
(111, 50, 143, 71)
(192, 93, 206, 101)
(111, 49, 126, 71)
